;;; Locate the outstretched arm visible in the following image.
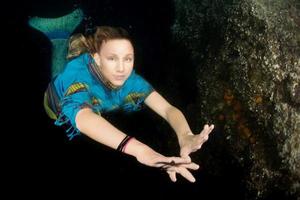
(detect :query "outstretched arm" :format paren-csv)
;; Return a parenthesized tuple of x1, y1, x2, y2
(75, 108, 198, 182)
(145, 91, 214, 158)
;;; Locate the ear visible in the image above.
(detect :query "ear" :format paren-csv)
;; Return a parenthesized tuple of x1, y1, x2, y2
(92, 53, 101, 66)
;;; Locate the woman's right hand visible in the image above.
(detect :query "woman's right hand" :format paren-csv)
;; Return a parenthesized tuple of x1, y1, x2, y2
(135, 146, 199, 183)
(163, 162, 200, 183)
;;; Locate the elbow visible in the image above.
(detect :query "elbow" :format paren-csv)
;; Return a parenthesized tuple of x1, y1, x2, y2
(75, 108, 93, 132)
(165, 105, 179, 120)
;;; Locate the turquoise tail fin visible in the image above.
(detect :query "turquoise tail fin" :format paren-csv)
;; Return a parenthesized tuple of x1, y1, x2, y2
(28, 8, 84, 78)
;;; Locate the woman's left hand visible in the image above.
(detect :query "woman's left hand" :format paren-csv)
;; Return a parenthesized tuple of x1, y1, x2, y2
(179, 124, 214, 158)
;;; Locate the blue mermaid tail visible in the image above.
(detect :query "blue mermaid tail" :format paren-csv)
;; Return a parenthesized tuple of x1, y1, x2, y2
(28, 8, 84, 78)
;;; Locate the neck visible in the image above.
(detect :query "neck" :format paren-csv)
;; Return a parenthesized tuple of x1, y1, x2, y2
(88, 55, 121, 90)
(96, 67, 120, 90)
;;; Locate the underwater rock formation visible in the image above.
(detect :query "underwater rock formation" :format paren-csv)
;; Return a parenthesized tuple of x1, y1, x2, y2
(172, 0, 300, 199)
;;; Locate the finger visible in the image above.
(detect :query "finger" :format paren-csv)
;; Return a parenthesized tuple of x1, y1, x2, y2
(204, 124, 209, 130)
(197, 125, 210, 137)
(195, 134, 209, 144)
(205, 125, 214, 136)
(204, 124, 213, 134)
(178, 162, 200, 170)
(206, 125, 214, 136)
(176, 167, 196, 183)
(198, 126, 214, 141)
(202, 134, 209, 141)
(167, 171, 177, 182)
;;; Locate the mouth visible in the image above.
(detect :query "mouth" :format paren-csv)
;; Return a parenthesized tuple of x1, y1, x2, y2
(113, 75, 126, 80)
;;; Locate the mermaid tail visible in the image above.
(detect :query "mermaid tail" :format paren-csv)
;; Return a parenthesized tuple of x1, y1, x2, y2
(28, 8, 84, 78)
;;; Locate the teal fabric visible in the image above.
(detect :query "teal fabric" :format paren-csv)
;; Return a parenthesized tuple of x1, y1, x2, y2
(51, 53, 154, 140)
(28, 8, 84, 78)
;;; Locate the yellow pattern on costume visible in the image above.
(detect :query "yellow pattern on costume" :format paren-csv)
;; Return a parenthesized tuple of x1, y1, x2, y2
(111, 105, 119, 110)
(65, 82, 88, 96)
(124, 92, 146, 105)
(91, 96, 102, 106)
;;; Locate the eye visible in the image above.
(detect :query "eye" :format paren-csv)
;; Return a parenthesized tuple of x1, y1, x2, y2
(125, 57, 133, 62)
(107, 57, 115, 61)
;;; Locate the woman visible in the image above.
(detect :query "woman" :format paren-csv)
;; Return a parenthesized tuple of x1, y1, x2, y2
(44, 26, 214, 183)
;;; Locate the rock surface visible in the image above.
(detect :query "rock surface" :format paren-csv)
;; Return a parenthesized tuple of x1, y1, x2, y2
(172, 0, 300, 198)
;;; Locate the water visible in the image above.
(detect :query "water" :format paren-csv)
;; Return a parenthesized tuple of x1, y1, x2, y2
(6, 0, 248, 199)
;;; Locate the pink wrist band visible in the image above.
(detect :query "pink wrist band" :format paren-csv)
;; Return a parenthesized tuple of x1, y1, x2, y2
(117, 135, 134, 153)
(122, 136, 134, 153)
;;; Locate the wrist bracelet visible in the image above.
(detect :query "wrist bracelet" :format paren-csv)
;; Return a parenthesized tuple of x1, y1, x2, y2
(117, 135, 134, 152)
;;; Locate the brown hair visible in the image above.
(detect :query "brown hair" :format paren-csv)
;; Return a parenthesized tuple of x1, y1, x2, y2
(67, 26, 132, 60)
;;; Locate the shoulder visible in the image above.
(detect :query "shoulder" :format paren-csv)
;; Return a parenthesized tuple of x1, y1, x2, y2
(126, 70, 151, 86)
(122, 70, 154, 96)
(64, 53, 89, 74)
(54, 54, 91, 91)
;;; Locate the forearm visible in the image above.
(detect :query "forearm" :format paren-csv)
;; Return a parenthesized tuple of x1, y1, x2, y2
(75, 108, 148, 157)
(166, 106, 193, 141)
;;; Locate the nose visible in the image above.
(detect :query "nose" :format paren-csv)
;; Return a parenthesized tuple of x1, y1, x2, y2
(116, 61, 125, 72)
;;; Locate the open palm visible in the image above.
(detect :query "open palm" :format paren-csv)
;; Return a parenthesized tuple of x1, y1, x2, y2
(179, 124, 214, 158)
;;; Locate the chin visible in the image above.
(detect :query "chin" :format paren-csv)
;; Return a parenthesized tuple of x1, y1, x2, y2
(112, 80, 125, 87)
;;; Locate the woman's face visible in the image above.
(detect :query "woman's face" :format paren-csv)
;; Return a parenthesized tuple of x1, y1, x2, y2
(93, 39, 134, 87)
